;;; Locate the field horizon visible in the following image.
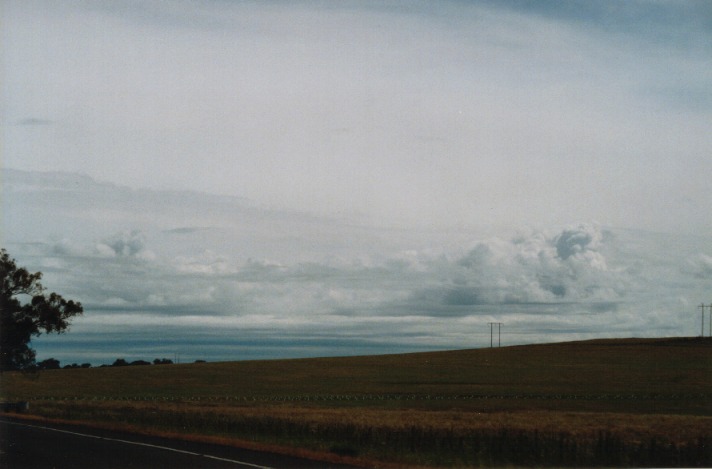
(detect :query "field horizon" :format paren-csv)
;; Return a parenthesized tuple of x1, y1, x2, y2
(2, 336, 712, 467)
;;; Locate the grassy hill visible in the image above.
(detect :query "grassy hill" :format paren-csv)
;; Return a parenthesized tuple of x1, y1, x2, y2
(3, 337, 712, 467)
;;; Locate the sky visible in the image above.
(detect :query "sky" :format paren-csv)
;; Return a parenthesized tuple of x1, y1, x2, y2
(2, 1, 712, 365)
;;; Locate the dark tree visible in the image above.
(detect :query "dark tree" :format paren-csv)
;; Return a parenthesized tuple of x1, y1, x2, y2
(1, 249, 83, 371)
(37, 358, 61, 370)
(153, 358, 173, 365)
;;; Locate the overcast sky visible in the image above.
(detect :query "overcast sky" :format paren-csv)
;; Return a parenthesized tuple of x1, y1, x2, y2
(3, 1, 712, 364)
(5, 0, 712, 232)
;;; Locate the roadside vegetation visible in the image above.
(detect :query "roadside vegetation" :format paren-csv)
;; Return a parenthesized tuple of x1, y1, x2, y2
(2, 337, 711, 467)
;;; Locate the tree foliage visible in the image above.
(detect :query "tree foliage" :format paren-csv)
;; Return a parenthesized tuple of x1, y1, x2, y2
(1, 249, 83, 371)
(111, 358, 129, 367)
(37, 358, 61, 370)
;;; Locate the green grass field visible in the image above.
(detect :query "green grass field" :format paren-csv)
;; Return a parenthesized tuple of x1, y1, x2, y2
(3, 337, 712, 467)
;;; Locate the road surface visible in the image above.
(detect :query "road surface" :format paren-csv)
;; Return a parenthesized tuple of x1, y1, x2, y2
(0, 417, 359, 469)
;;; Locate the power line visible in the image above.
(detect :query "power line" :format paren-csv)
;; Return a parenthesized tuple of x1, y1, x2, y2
(700, 304, 706, 337)
(488, 322, 502, 348)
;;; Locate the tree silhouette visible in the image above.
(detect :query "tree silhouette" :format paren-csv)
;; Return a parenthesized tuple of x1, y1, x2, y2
(37, 357, 61, 370)
(1, 249, 83, 371)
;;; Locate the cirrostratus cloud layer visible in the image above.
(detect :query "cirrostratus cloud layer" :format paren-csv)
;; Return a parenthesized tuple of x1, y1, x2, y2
(3, 0, 712, 233)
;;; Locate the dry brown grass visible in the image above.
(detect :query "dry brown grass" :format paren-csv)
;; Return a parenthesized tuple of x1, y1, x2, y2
(3, 337, 711, 467)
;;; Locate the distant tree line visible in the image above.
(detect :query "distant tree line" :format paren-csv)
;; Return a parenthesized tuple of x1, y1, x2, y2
(34, 357, 193, 370)
(105, 358, 175, 367)
(36, 358, 91, 370)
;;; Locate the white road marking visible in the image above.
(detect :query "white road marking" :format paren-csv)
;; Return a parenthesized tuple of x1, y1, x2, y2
(203, 454, 275, 468)
(109, 437, 202, 456)
(3, 420, 274, 469)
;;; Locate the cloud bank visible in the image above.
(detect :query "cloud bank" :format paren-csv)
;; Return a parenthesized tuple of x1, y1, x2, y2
(4, 170, 710, 364)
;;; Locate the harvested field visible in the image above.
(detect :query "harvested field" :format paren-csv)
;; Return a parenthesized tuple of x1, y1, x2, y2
(2, 337, 711, 467)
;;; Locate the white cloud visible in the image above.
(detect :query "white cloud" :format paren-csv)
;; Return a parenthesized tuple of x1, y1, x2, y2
(173, 250, 234, 275)
(97, 230, 150, 258)
(101, 297, 131, 308)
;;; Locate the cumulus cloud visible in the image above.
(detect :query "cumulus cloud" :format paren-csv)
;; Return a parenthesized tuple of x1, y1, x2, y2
(555, 225, 601, 260)
(408, 224, 620, 311)
(96, 230, 155, 260)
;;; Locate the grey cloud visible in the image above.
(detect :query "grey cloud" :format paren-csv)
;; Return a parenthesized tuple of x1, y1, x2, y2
(163, 227, 213, 235)
(554, 227, 595, 260)
(443, 287, 484, 306)
(456, 243, 493, 269)
(682, 254, 712, 279)
(538, 278, 566, 298)
(98, 230, 147, 257)
(15, 117, 53, 126)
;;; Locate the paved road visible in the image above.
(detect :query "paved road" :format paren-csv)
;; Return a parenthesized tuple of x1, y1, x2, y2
(0, 417, 359, 469)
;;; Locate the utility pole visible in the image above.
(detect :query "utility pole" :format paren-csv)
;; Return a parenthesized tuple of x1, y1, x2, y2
(700, 304, 706, 337)
(488, 322, 502, 348)
(709, 304, 712, 338)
